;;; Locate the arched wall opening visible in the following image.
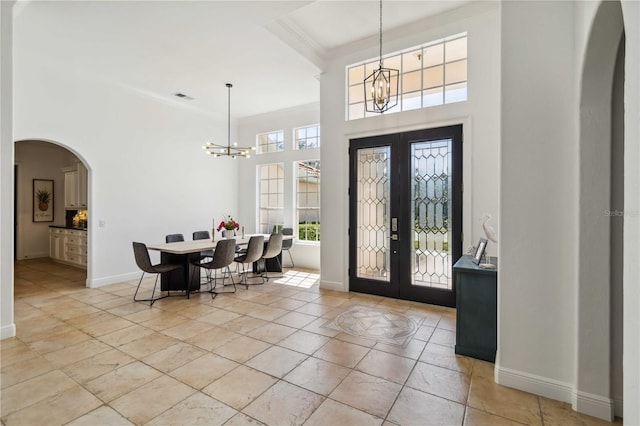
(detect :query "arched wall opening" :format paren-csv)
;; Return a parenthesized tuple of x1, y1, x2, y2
(14, 138, 92, 285)
(610, 32, 625, 419)
(576, 0, 624, 420)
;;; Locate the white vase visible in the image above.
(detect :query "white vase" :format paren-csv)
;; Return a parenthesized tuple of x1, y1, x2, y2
(223, 229, 235, 239)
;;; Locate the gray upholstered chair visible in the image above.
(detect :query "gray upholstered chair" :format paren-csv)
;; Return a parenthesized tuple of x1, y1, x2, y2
(221, 229, 242, 257)
(261, 233, 283, 281)
(132, 242, 182, 306)
(191, 238, 237, 299)
(192, 230, 210, 240)
(165, 233, 184, 243)
(192, 230, 214, 285)
(192, 230, 213, 261)
(281, 227, 294, 267)
(233, 235, 264, 288)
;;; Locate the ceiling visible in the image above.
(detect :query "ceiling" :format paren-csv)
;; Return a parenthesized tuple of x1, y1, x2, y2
(14, 0, 471, 120)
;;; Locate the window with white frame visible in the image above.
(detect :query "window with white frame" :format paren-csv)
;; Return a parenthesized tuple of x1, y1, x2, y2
(346, 33, 467, 120)
(296, 161, 320, 242)
(258, 163, 284, 233)
(257, 130, 284, 154)
(294, 125, 320, 150)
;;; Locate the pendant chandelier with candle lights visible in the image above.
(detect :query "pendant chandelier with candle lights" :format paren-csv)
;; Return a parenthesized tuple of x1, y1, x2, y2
(364, 0, 399, 113)
(203, 83, 254, 158)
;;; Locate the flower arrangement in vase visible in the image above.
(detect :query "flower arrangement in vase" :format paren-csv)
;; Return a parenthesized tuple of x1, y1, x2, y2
(217, 215, 240, 238)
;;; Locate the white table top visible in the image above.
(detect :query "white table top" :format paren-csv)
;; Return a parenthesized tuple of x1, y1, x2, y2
(147, 234, 291, 255)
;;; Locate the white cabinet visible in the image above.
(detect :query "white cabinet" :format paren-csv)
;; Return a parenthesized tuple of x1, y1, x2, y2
(49, 228, 67, 261)
(77, 163, 88, 208)
(62, 163, 88, 209)
(49, 228, 87, 269)
(65, 229, 88, 267)
(63, 168, 78, 208)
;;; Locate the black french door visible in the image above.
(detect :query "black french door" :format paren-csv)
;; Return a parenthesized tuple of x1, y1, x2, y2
(348, 125, 462, 307)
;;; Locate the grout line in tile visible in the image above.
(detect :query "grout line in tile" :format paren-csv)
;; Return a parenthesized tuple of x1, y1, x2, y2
(9, 260, 557, 426)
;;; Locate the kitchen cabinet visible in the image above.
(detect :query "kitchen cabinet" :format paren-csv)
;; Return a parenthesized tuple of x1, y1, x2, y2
(63, 168, 78, 208)
(77, 163, 88, 208)
(62, 163, 88, 209)
(49, 228, 87, 269)
(49, 228, 67, 261)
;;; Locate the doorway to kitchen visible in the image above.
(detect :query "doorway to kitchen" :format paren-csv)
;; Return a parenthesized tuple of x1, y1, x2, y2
(348, 125, 462, 307)
(14, 140, 90, 285)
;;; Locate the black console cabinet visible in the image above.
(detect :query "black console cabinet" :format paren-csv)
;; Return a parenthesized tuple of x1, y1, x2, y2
(453, 255, 497, 362)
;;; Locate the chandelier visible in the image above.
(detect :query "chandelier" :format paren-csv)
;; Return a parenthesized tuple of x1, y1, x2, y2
(364, 0, 399, 113)
(203, 83, 254, 158)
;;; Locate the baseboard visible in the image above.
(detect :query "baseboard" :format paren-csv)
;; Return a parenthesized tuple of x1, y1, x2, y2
(573, 390, 614, 421)
(87, 271, 139, 288)
(495, 365, 614, 422)
(0, 323, 16, 339)
(320, 279, 346, 292)
(21, 252, 49, 260)
(613, 396, 623, 418)
(495, 364, 573, 403)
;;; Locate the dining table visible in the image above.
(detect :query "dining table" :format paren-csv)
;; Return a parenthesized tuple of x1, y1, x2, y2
(147, 234, 291, 298)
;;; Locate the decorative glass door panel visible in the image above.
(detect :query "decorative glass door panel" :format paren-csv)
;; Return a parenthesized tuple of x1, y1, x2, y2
(411, 140, 452, 289)
(356, 147, 391, 282)
(350, 125, 462, 307)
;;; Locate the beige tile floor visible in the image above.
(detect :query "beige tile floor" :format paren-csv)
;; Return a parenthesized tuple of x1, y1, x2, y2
(1, 259, 621, 426)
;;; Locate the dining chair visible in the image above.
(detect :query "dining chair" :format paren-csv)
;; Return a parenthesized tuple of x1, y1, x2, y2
(191, 238, 237, 299)
(166, 232, 204, 283)
(192, 230, 214, 260)
(165, 234, 184, 243)
(281, 227, 294, 267)
(221, 229, 243, 259)
(132, 242, 182, 306)
(233, 235, 264, 289)
(261, 233, 283, 281)
(192, 230, 214, 285)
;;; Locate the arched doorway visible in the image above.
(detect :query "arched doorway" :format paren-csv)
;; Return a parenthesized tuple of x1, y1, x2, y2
(14, 139, 91, 285)
(576, 0, 624, 420)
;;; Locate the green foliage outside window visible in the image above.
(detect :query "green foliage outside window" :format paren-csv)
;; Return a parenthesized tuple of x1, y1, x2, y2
(299, 223, 320, 241)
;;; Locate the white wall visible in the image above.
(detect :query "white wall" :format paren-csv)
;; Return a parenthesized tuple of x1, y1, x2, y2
(0, 0, 16, 339)
(498, 1, 640, 423)
(14, 141, 79, 259)
(576, 2, 623, 418)
(619, 2, 639, 423)
(610, 33, 624, 417)
(320, 2, 501, 291)
(498, 0, 579, 404)
(13, 46, 238, 288)
(496, 2, 577, 406)
(237, 103, 321, 270)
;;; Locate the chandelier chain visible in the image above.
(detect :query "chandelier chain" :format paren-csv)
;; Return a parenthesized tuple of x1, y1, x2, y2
(378, 0, 383, 67)
(363, 0, 398, 114)
(202, 82, 254, 158)
(227, 83, 231, 154)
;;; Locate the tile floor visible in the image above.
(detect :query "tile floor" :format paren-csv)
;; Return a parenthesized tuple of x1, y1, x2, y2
(1, 259, 620, 426)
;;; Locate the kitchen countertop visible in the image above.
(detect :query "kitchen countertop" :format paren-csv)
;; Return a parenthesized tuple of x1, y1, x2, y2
(49, 225, 88, 231)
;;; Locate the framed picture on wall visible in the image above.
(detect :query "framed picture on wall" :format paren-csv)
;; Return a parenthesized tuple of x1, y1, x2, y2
(33, 179, 54, 222)
(473, 238, 487, 265)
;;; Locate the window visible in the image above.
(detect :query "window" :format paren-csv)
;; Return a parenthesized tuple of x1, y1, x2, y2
(346, 33, 467, 120)
(257, 130, 284, 154)
(294, 125, 320, 149)
(258, 163, 284, 233)
(296, 161, 320, 242)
